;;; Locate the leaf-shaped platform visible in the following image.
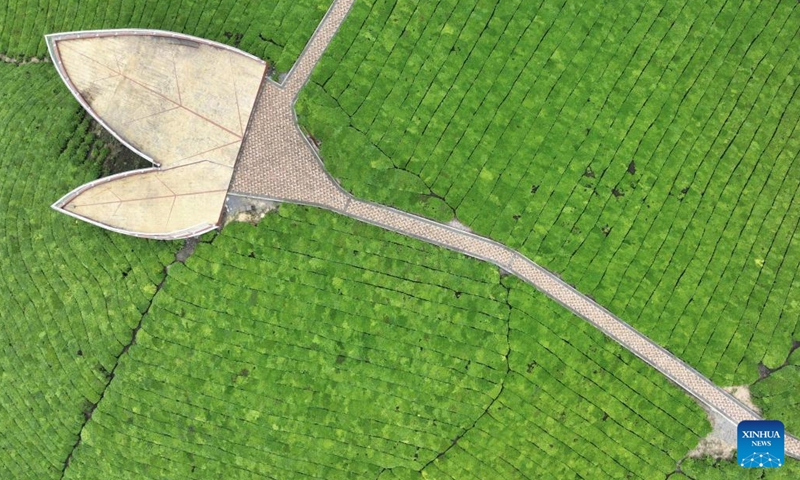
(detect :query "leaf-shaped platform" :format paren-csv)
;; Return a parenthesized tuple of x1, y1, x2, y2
(54, 161, 234, 239)
(47, 30, 267, 239)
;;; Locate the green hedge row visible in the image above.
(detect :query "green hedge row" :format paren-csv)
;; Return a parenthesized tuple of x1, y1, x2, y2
(0, 0, 331, 72)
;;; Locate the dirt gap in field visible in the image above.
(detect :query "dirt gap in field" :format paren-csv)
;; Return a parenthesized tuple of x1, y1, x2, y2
(88, 119, 152, 176)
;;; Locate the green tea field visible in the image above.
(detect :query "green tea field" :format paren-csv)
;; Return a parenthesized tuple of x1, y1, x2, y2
(0, 62, 177, 478)
(58, 206, 709, 478)
(0, 0, 332, 71)
(299, 0, 800, 405)
(2, 0, 800, 477)
(0, 67, 713, 476)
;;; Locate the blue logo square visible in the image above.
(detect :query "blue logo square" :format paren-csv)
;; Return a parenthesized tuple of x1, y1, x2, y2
(738, 420, 784, 468)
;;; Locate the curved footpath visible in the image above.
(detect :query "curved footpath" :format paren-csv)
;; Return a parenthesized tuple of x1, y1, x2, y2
(228, 0, 800, 459)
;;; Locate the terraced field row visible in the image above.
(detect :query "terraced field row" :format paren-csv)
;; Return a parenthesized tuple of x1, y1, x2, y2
(0, 0, 331, 71)
(0, 63, 176, 478)
(60, 205, 708, 478)
(298, 0, 800, 398)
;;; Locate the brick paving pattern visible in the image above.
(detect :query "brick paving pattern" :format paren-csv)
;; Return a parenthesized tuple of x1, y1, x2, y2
(228, 0, 800, 459)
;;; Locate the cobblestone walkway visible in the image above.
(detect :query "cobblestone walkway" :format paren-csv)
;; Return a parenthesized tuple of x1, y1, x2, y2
(228, 0, 800, 459)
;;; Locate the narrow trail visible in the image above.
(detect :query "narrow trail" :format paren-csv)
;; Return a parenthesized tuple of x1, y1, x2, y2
(228, 0, 800, 459)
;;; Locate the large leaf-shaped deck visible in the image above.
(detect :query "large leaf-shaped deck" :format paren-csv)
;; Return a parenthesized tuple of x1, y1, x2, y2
(48, 30, 266, 239)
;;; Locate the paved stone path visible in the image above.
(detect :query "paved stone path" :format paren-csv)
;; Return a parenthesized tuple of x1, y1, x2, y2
(228, 0, 800, 459)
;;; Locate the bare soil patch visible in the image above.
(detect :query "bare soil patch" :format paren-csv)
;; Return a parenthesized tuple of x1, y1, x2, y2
(89, 120, 152, 176)
(223, 195, 278, 226)
(723, 385, 761, 414)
